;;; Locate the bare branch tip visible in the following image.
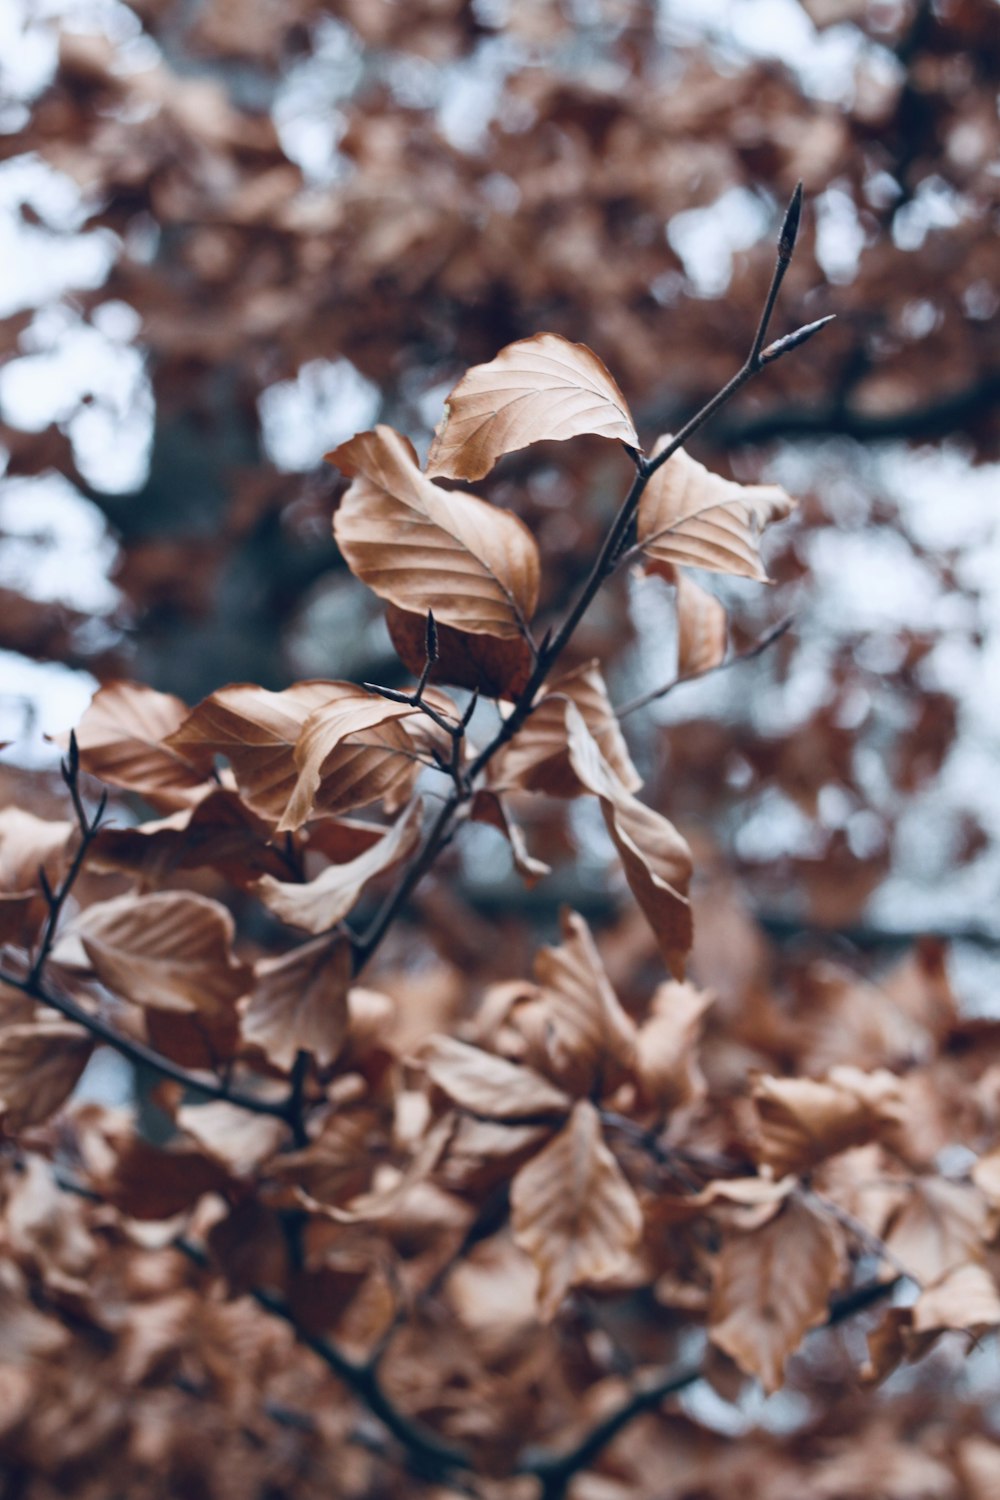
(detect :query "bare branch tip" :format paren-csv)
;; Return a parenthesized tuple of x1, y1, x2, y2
(779, 181, 804, 262)
(425, 610, 439, 664)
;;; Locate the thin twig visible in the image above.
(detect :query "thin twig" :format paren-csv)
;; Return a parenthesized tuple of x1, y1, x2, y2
(616, 616, 793, 719)
(350, 184, 828, 977)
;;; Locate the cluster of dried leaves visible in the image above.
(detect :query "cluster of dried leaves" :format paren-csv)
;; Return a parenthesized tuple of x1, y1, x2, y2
(1, 289, 999, 1500)
(3, 1, 1000, 1496)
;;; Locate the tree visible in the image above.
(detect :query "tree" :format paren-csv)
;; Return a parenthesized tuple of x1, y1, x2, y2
(1, 1, 999, 1497)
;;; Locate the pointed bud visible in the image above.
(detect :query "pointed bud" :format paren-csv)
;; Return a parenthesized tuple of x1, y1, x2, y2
(761, 314, 836, 364)
(425, 610, 439, 664)
(778, 182, 804, 263)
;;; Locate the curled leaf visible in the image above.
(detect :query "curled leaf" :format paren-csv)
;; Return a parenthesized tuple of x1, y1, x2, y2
(330, 426, 540, 639)
(493, 660, 640, 797)
(427, 333, 639, 481)
(638, 440, 795, 581)
(255, 800, 424, 933)
(565, 703, 692, 976)
(511, 1099, 643, 1318)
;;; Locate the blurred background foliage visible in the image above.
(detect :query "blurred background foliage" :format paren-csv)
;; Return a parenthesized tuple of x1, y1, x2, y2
(1, 0, 999, 983)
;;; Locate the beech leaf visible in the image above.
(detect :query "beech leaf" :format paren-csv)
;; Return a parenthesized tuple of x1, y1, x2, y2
(469, 791, 551, 888)
(387, 604, 533, 699)
(70, 891, 251, 1013)
(255, 800, 424, 933)
(510, 1098, 643, 1318)
(0, 1023, 93, 1131)
(565, 703, 692, 976)
(242, 934, 352, 1071)
(278, 690, 421, 831)
(63, 681, 213, 809)
(165, 681, 415, 826)
(330, 425, 540, 639)
(493, 659, 641, 797)
(422, 1035, 572, 1121)
(533, 909, 636, 1095)
(426, 333, 639, 481)
(709, 1197, 845, 1392)
(638, 439, 795, 581)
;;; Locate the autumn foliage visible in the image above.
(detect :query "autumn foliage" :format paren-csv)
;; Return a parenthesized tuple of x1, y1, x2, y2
(3, 2, 1000, 1497)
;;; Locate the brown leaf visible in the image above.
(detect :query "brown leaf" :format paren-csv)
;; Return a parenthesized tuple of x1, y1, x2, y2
(635, 979, 713, 1115)
(387, 603, 533, 699)
(912, 1263, 1000, 1336)
(242, 934, 352, 1070)
(638, 440, 795, 581)
(63, 681, 212, 810)
(709, 1197, 845, 1392)
(422, 1035, 572, 1120)
(469, 791, 551, 887)
(177, 1101, 290, 1174)
(673, 568, 728, 677)
(165, 680, 415, 827)
(330, 426, 540, 639)
(510, 1098, 643, 1318)
(255, 799, 423, 932)
(533, 909, 636, 1095)
(0, 809, 73, 892)
(99, 1135, 230, 1220)
(426, 333, 639, 481)
(70, 891, 251, 1013)
(751, 1067, 903, 1177)
(493, 659, 641, 797)
(565, 703, 692, 976)
(0, 1022, 93, 1131)
(278, 688, 421, 832)
(884, 1177, 987, 1285)
(89, 788, 292, 887)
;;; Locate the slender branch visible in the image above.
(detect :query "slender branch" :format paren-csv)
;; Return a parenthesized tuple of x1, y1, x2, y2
(351, 184, 828, 977)
(175, 1236, 471, 1480)
(517, 1272, 901, 1499)
(616, 616, 793, 720)
(0, 966, 294, 1120)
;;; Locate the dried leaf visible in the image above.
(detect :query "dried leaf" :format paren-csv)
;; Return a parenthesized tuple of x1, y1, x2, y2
(89, 788, 291, 887)
(330, 426, 540, 639)
(278, 689, 420, 832)
(165, 681, 414, 826)
(242, 934, 352, 1070)
(752, 1068, 903, 1177)
(177, 1101, 289, 1175)
(884, 1177, 987, 1285)
(493, 660, 641, 797)
(71, 891, 251, 1013)
(0, 1022, 93, 1131)
(64, 681, 212, 809)
(510, 1098, 643, 1318)
(565, 703, 692, 976)
(426, 333, 638, 481)
(635, 979, 713, 1114)
(674, 569, 728, 677)
(469, 791, 551, 887)
(387, 603, 533, 699)
(99, 1135, 230, 1220)
(422, 1035, 571, 1120)
(0, 809, 73, 892)
(709, 1197, 845, 1392)
(533, 909, 636, 1095)
(912, 1263, 1000, 1335)
(255, 800, 423, 933)
(638, 440, 795, 581)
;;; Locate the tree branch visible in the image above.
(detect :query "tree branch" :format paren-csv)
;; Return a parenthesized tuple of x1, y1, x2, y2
(351, 183, 830, 976)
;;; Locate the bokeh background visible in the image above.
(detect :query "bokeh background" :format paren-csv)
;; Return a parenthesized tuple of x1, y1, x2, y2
(2, 0, 999, 1004)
